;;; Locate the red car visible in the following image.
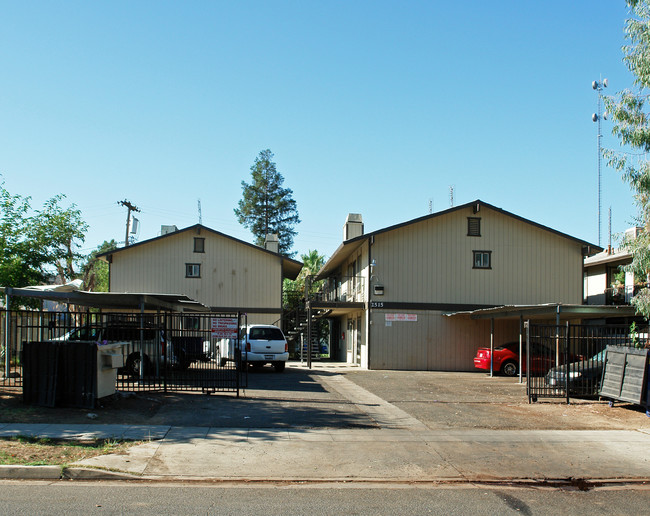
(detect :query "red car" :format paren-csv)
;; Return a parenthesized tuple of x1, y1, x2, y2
(473, 341, 533, 376)
(474, 341, 567, 376)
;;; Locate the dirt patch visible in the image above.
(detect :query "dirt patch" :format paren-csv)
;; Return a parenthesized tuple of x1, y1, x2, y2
(0, 387, 165, 425)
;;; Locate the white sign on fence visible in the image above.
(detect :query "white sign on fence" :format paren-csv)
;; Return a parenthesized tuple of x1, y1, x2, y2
(211, 317, 239, 338)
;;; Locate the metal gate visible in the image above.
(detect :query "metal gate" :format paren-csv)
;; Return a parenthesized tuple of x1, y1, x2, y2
(526, 323, 645, 403)
(1, 309, 247, 395)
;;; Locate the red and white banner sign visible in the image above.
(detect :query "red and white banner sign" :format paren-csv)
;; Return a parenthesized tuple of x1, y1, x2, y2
(211, 317, 238, 338)
(385, 313, 417, 322)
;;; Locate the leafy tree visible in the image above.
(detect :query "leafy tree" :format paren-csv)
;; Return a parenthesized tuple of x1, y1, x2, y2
(0, 181, 88, 295)
(0, 183, 48, 289)
(603, 0, 650, 319)
(34, 194, 88, 283)
(81, 240, 118, 292)
(234, 149, 300, 257)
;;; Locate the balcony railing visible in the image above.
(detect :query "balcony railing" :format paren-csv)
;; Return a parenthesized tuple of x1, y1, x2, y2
(604, 284, 643, 306)
(312, 276, 365, 304)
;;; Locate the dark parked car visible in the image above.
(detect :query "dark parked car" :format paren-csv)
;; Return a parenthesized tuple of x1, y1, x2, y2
(545, 350, 606, 396)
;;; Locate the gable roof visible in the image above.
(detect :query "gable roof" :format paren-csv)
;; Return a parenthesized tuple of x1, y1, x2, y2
(317, 199, 601, 278)
(98, 224, 303, 280)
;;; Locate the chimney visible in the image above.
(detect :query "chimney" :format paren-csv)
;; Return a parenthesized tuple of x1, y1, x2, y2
(344, 214, 364, 241)
(265, 233, 279, 253)
(161, 225, 178, 235)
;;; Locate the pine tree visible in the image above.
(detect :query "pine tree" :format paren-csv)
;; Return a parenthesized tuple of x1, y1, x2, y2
(234, 150, 300, 257)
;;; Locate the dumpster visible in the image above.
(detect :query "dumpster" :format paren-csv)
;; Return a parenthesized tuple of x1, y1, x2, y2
(22, 340, 124, 409)
(96, 342, 125, 398)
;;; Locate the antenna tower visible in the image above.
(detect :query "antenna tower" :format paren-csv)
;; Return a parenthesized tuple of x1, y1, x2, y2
(198, 199, 202, 225)
(449, 186, 454, 208)
(592, 77, 608, 247)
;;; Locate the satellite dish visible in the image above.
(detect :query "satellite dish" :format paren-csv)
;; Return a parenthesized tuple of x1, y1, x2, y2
(592, 113, 599, 122)
(603, 78, 608, 87)
(592, 81, 598, 90)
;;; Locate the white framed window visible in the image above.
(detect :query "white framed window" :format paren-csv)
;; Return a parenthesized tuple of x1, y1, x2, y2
(473, 251, 491, 269)
(186, 263, 201, 278)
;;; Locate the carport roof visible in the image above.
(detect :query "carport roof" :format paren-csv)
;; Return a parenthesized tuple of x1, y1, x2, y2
(445, 303, 638, 321)
(1, 287, 209, 312)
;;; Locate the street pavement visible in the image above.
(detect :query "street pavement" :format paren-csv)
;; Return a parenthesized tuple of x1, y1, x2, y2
(2, 363, 650, 484)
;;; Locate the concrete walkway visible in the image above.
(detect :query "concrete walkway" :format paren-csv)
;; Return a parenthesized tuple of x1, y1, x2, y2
(3, 368, 650, 483)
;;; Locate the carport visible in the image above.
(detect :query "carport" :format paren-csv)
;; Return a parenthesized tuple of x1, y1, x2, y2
(1, 287, 249, 401)
(445, 303, 638, 383)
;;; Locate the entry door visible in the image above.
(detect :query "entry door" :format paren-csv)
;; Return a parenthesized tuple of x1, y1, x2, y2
(355, 316, 362, 364)
(346, 318, 354, 364)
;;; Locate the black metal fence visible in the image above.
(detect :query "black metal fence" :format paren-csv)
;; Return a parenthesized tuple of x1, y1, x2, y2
(526, 323, 647, 403)
(1, 309, 245, 396)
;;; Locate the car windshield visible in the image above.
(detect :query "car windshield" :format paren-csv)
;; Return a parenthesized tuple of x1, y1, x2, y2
(589, 350, 606, 362)
(249, 327, 284, 340)
(66, 326, 101, 341)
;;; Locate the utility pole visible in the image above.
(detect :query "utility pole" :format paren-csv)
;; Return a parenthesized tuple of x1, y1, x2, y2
(118, 200, 140, 247)
(592, 77, 608, 247)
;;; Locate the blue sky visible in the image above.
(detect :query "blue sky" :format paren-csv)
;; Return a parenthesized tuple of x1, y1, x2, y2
(0, 1, 639, 261)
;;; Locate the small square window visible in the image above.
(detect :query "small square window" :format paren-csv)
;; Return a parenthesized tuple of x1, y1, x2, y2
(194, 237, 205, 253)
(467, 217, 481, 237)
(473, 251, 491, 269)
(186, 263, 201, 278)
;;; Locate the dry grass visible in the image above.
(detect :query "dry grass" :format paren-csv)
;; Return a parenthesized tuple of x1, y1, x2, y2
(0, 436, 138, 466)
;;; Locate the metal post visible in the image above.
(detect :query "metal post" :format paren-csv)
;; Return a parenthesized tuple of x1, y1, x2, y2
(489, 318, 494, 377)
(4, 290, 11, 377)
(565, 321, 570, 404)
(518, 315, 523, 384)
(139, 296, 145, 381)
(525, 321, 531, 402)
(307, 305, 312, 369)
(305, 275, 312, 369)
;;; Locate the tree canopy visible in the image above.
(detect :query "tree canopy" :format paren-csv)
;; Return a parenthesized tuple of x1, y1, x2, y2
(81, 239, 118, 292)
(0, 181, 88, 294)
(283, 249, 326, 309)
(234, 149, 300, 257)
(604, 0, 650, 319)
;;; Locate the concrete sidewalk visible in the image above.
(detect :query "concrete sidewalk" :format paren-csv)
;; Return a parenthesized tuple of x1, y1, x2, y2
(2, 423, 650, 483)
(3, 367, 650, 483)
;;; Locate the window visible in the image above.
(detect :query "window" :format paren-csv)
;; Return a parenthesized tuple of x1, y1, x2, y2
(186, 263, 201, 278)
(467, 217, 481, 237)
(473, 251, 491, 269)
(194, 237, 205, 253)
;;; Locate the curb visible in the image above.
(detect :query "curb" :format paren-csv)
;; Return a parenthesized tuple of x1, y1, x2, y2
(3, 464, 650, 488)
(63, 467, 143, 480)
(0, 465, 62, 480)
(0, 464, 140, 481)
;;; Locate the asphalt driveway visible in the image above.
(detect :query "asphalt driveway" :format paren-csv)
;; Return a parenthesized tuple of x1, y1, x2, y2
(3, 362, 650, 431)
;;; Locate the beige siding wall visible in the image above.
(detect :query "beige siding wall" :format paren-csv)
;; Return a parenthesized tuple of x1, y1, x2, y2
(109, 229, 283, 311)
(584, 265, 607, 305)
(369, 311, 520, 370)
(370, 205, 584, 306)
